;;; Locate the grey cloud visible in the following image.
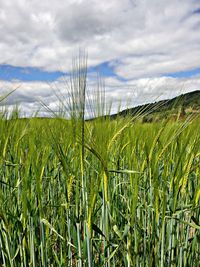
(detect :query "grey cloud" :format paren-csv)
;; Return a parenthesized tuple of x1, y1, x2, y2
(56, 3, 108, 42)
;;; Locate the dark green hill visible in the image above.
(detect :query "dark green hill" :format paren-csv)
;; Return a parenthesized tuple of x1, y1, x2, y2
(110, 90, 200, 122)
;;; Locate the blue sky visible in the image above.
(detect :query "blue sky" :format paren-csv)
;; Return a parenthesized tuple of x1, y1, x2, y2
(166, 68, 200, 78)
(1, 64, 200, 82)
(0, 0, 200, 115)
(0, 61, 127, 82)
(0, 64, 64, 81)
(0, 62, 119, 81)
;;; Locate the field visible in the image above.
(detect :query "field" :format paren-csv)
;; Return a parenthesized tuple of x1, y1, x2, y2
(0, 112, 200, 266)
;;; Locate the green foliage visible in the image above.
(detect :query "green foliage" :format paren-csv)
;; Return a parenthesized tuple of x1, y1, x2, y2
(0, 62, 199, 265)
(0, 115, 199, 266)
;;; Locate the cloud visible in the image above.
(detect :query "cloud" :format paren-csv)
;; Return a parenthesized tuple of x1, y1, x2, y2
(0, 0, 199, 77)
(1, 75, 200, 117)
(0, 0, 200, 115)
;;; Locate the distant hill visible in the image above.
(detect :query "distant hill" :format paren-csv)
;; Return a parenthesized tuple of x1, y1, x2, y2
(2, 90, 199, 122)
(110, 90, 200, 122)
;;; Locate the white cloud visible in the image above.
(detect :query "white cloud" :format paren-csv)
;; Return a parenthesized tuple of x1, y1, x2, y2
(1, 75, 200, 117)
(0, 0, 199, 76)
(0, 0, 200, 114)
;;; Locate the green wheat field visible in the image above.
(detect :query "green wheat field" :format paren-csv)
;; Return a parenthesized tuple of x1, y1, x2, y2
(0, 65, 200, 266)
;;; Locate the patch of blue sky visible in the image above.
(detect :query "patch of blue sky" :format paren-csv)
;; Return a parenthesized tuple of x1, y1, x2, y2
(166, 67, 200, 78)
(88, 61, 116, 77)
(192, 8, 200, 15)
(3, 62, 199, 82)
(0, 62, 124, 82)
(88, 61, 127, 82)
(0, 64, 65, 81)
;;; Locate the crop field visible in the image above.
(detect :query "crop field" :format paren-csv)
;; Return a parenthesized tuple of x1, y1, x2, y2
(1, 0, 200, 265)
(0, 111, 200, 266)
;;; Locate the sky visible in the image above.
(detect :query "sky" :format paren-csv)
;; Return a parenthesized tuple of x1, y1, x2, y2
(0, 0, 200, 116)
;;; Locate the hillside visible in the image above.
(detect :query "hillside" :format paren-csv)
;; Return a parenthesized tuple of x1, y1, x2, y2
(110, 90, 200, 122)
